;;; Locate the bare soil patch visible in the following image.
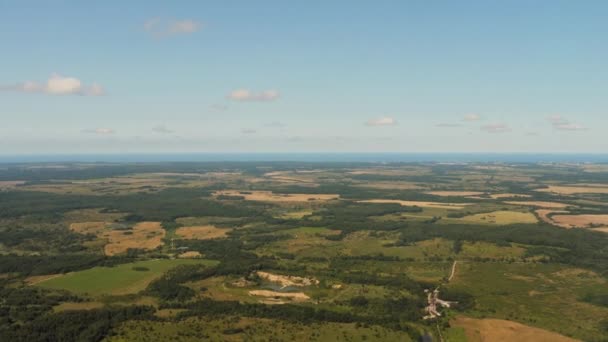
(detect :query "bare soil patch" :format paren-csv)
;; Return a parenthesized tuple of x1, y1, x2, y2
(0, 181, 25, 189)
(176, 225, 231, 240)
(451, 316, 579, 342)
(178, 251, 202, 258)
(358, 199, 470, 210)
(70, 222, 107, 235)
(248, 290, 310, 302)
(103, 222, 165, 256)
(256, 271, 318, 287)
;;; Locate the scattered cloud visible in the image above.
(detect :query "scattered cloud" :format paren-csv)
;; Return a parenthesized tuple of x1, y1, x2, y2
(0, 73, 105, 96)
(227, 89, 280, 102)
(82, 128, 115, 135)
(365, 116, 397, 127)
(525, 131, 540, 136)
(463, 114, 481, 122)
(480, 123, 511, 133)
(435, 123, 462, 128)
(241, 128, 257, 134)
(152, 125, 173, 134)
(547, 115, 587, 131)
(144, 18, 202, 37)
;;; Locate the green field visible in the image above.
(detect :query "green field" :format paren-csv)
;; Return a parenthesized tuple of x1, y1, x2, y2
(37, 259, 218, 296)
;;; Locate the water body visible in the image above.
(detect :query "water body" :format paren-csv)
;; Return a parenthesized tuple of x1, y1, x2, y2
(1, 153, 608, 164)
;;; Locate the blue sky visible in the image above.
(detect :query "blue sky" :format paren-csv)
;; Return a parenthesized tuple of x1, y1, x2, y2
(1, 0, 607, 154)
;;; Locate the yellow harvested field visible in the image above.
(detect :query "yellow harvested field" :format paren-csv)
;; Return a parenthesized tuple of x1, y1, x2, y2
(357, 199, 470, 210)
(248, 290, 310, 301)
(425, 191, 484, 197)
(70, 221, 107, 235)
(256, 271, 318, 287)
(505, 201, 570, 209)
(178, 251, 202, 258)
(535, 209, 568, 226)
(214, 190, 339, 202)
(355, 181, 422, 190)
(451, 316, 578, 342)
(536, 185, 608, 195)
(550, 214, 608, 229)
(0, 180, 25, 189)
(456, 210, 538, 225)
(175, 225, 231, 240)
(103, 222, 165, 256)
(490, 193, 531, 199)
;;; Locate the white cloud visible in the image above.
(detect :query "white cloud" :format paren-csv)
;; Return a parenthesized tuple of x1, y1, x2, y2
(480, 123, 511, 133)
(152, 125, 173, 134)
(0, 73, 105, 96)
(547, 115, 587, 131)
(463, 114, 481, 122)
(227, 89, 280, 102)
(82, 128, 115, 135)
(241, 128, 257, 134)
(365, 116, 397, 126)
(210, 104, 228, 111)
(144, 18, 202, 37)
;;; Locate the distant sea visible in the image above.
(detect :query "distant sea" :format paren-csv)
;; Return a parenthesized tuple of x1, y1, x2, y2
(1, 153, 608, 164)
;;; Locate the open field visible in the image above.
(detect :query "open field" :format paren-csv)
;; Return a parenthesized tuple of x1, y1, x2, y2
(489, 193, 532, 199)
(451, 210, 538, 225)
(36, 259, 218, 296)
(248, 290, 310, 302)
(358, 199, 470, 209)
(425, 191, 484, 197)
(536, 185, 608, 195)
(550, 214, 608, 229)
(176, 225, 231, 240)
(214, 190, 339, 202)
(504, 201, 570, 208)
(0, 180, 25, 189)
(104, 221, 165, 256)
(451, 316, 578, 342)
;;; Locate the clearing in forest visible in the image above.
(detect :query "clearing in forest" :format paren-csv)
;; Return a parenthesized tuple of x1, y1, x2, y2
(550, 214, 608, 229)
(103, 221, 165, 256)
(454, 210, 538, 225)
(536, 185, 608, 195)
(175, 225, 231, 240)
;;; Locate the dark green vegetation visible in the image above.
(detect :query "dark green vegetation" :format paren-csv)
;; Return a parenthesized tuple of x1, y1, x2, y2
(1, 162, 608, 341)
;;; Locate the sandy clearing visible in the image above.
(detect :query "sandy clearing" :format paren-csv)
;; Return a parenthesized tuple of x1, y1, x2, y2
(536, 185, 608, 195)
(489, 193, 532, 199)
(535, 209, 569, 226)
(103, 221, 165, 256)
(214, 190, 339, 202)
(256, 271, 318, 287)
(249, 290, 310, 301)
(550, 214, 608, 229)
(357, 199, 470, 210)
(178, 251, 202, 258)
(175, 225, 231, 240)
(505, 201, 570, 209)
(425, 191, 484, 197)
(452, 316, 579, 342)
